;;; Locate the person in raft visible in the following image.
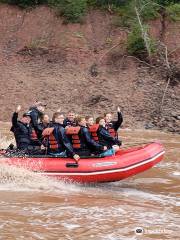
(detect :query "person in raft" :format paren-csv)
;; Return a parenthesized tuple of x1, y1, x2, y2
(42, 112, 80, 162)
(11, 105, 34, 151)
(97, 116, 120, 153)
(66, 116, 107, 157)
(63, 110, 77, 128)
(104, 106, 123, 146)
(27, 101, 47, 146)
(38, 108, 62, 135)
(38, 114, 51, 131)
(37, 114, 51, 148)
(87, 116, 120, 156)
(85, 116, 95, 127)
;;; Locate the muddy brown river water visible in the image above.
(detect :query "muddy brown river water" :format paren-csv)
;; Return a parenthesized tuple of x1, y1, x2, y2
(0, 122, 179, 240)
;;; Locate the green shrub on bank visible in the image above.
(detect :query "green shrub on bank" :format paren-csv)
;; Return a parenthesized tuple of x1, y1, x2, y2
(140, 1, 160, 21)
(48, 0, 87, 23)
(166, 3, 180, 21)
(127, 25, 145, 56)
(127, 24, 155, 58)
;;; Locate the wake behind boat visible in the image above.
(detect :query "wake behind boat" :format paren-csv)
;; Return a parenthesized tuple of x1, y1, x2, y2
(0, 142, 164, 183)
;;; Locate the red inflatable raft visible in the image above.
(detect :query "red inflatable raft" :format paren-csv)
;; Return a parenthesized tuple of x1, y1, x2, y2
(0, 142, 164, 183)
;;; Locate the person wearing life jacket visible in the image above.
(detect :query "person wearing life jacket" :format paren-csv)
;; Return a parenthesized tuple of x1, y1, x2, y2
(104, 106, 123, 146)
(42, 112, 80, 162)
(85, 116, 95, 127)
(63, 111, 77, 128)
(11, 105, 32, 151)
(95, 117, 120, 153)
(39, 114, 51, 131)
(27, 101, 46, 145)
(86, 116, 100, 145)
(38, 114, 51, 148)
(66, 116, 107, 156)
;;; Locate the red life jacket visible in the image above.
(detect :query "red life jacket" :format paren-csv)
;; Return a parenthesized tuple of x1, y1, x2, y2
(106, 123, 117, 138)
(88, 124, 99, 142)
(42, 127, 59, 150)
(66, 127, 81, 149)
(30, 129, 38, 141)
(108, 128, 116, 138)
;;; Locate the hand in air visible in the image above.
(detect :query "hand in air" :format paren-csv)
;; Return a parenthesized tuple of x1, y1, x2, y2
(57, 108, 61, 113)
(16, 105, 21, 113)
(73, 154, 80, 162)
(117, 106, 121, 112)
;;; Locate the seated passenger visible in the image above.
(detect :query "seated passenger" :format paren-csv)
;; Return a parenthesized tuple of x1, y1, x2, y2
(39, 114, 51, 131)
(11, 105, 33, 151)
(38, 114, 51, 148)
(63, 111, 77, 128)
(42, 112, 80, 162)
(66, 116, 106, 157)
(104, 106, 123, 146)
(95, 117, 120, 153)
(27, 101, 47, 146)
(85, 116, 94, 127)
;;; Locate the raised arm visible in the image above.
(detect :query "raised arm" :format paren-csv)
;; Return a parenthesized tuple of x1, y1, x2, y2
(113, 107, 123, 131)
(12, 105, 21, 127)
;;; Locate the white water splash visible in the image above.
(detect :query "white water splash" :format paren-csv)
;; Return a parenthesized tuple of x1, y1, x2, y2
(0, 134, 15, 149)
(172, 171, 180, 176)
(0, 132, 85, 194)
(0, 163, 83, 194)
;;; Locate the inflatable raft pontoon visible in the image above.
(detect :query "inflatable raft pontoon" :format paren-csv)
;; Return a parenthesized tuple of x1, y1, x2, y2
(0, 142, 164, 183)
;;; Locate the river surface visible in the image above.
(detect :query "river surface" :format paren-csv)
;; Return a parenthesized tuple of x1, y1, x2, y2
(0, 123, 179, 240)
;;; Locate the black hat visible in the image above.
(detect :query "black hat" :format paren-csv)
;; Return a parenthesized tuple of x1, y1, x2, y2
(23, 112, 31, 118)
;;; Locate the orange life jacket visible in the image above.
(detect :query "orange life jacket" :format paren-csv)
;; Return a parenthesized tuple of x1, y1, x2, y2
(88, 124, 99, 142)
(42, 127, 59, 150)
(66, 127, 81, 149)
